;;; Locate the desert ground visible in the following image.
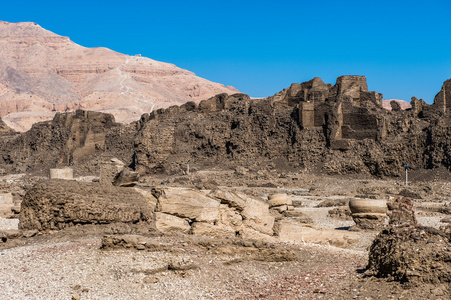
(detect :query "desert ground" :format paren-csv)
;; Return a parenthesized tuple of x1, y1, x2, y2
(0, 168, 449, 300)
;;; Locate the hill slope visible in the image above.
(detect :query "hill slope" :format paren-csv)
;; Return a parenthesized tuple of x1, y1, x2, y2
(0, 21, 238, 131)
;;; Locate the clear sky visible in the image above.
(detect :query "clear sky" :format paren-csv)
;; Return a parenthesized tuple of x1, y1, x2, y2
(1, 0, 451, 102)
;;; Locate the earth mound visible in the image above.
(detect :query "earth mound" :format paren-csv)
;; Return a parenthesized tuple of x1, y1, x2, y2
(367, 226, 451, 287)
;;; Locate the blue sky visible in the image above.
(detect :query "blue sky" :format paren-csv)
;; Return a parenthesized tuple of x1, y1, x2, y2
(1, 0, 451, 102)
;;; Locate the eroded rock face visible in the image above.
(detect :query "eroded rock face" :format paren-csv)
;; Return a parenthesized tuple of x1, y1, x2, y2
(19, 180, 154, 231)
(433, 78, 451, 115)
(387, 196, 417, 226)
(151, 187, 276, 239)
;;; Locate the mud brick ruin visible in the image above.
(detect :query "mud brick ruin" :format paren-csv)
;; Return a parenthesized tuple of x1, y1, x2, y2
(0, 76, 450, 178)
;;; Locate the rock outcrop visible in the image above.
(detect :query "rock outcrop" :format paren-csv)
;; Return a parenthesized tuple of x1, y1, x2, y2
(0, 117, 15, 136)
(0, 21, 238, 131)
(151, 187, 275, 240)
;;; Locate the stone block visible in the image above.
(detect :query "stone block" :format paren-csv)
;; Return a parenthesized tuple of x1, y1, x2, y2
(0, 193, 14, 216)
(267, 194, 292, 207)
(275, 220, 357, 248)
(190, 222, 236, 239)
(49, 168, 73, 180)
(155, 212, 190, 234)
(209, 189, 246, 210)
(155, 187, 220, 222)
(271, 205, 288, 212)
(237, 227, 276, 243)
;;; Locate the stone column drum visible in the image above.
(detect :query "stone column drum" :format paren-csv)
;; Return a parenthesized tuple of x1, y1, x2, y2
(349, 199, 387, 230)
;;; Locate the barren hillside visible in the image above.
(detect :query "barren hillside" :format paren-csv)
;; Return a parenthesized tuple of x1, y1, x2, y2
(0, 21, 238, 131)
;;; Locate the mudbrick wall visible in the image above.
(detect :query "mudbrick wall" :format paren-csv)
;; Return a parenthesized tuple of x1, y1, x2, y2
(0, 76, 450, 177)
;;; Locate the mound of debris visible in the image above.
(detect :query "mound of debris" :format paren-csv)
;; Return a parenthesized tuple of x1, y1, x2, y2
(367, 195, 450, 288)
(367, 226, 451, 285)
(19, 180, 153, 231)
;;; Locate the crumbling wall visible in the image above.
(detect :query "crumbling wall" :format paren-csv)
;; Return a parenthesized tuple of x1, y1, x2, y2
(0, 76, 450, 177)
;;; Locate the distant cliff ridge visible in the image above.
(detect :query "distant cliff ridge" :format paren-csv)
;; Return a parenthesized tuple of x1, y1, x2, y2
(0, 21, 238, 131)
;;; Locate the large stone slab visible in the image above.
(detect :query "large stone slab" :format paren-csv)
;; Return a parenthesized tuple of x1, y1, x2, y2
(134, 188, 158, 211)
(190, 222, 236, 239)
(49, 168, 73, 180)
(217, 204, 242, 229)
(209, 190, 246, 210)
(268, 193, 292, 207)
(237, 227, 277, 243)
(211, 190, 275, 235)
(240, 195, 274, 235)
(154, 212, 190, 234)
(154, 187, 220, 222)
(275, 220, 358, 248)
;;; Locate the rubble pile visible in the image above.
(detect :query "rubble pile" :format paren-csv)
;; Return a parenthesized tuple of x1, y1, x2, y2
(367, 193, 450, 290)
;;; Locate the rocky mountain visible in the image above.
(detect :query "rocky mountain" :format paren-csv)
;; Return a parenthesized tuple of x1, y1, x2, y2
(0, 75, 450, 178)
(0, 21, 238, 131)
(382, 99, 411, 110)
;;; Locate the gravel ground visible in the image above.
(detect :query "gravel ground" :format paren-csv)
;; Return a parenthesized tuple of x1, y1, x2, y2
(3, 232, 444, 300)
(0, 235, 369, 300)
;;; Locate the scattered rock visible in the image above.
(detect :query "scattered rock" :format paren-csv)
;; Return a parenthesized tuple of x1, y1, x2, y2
(235, 166, 248, 176)
(328, 207, 352, 220)
(101, 235, 173, 251)
(316, 198, 349, 208)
